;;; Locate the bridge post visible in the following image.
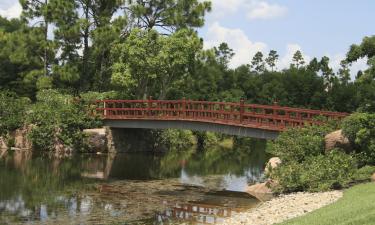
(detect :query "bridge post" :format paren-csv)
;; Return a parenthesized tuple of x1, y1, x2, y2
(148, 96, 152, 117)
(240, 99, 244, 123)
(103, 101, 107, 117)
(182, 98, 186, 118)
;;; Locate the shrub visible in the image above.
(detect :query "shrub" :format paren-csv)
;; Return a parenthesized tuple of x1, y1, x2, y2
(270, 150, 357, 193)
(270, 161, 304, 193)
(268, 124, 361, 193)
(267, 125, 333, 163)
(342, 113, 375, 165)
(352, 165, 375, 181)
(26, 90, 100, 151)
(0, 91, 30, 136)
(300, 150, 357, 191)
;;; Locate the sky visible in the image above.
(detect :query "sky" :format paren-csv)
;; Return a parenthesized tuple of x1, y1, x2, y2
(1, 0, 374, 78)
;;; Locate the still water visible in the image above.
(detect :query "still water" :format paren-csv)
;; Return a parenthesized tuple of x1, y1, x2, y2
(0, 140, 269, 224)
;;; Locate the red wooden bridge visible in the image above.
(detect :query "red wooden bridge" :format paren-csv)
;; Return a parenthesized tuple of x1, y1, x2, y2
(96, 99, 349, 139)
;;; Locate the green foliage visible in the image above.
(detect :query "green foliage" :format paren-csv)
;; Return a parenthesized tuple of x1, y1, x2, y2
(352, 166, 375, 181)
(111, 28, 202, 99)
(26, 90, 100, 151)
(300, 150, 357, 191)
(158, 129, 196, 150)
(291, 50, 305, 69)
(271, 150, 357, 193)
(123, 0, 211, 30)
(251, 51, 265, 73)
(0, 91, 30, 136)
(267, 125, 333, 163)
(268, 124, 360, 193)
(342, 113, 375, 165)
(265, 50, 279, 71)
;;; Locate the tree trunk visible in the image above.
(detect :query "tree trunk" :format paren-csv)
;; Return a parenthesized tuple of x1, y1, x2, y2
(81, 3, 90, 91)
(44, 0, 49, 77)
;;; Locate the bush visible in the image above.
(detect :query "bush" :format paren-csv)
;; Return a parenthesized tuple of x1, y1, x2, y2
(353, 166, 375, 181)
(300, 150, 357, 191)
(342, 113, 375, 165)
(268, 124, 361, 193)
(26, 90, 101, 151)
(268, 125, 333, 163)
(270, 150, 357, 193)
(0, 91, 30, 136)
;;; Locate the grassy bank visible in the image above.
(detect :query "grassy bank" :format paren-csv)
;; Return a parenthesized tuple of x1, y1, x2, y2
(280, 183, 375, 225)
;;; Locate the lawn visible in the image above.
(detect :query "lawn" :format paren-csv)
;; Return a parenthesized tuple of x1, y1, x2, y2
(280, 183, 375, 225)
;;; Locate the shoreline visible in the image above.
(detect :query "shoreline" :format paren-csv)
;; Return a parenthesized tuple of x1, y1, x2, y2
(220, 191, 343, 225)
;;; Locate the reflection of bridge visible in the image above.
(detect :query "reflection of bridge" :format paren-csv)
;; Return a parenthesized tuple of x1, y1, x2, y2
(96, 99, 348, 139)
(156, 201, 239, 224)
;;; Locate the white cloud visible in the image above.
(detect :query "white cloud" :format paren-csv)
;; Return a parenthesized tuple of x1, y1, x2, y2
(203, 22, 267, 68)
(0, 2, 22, 19)
(208, 0, 288, 20)
(324, 53, 368, 80)
(246, 1, 288, 20)
(210, 0, 245, 14)
(349, 57, 368, 80)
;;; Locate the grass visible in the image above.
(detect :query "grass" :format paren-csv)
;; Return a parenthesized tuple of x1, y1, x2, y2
(280, 183, 375, 225)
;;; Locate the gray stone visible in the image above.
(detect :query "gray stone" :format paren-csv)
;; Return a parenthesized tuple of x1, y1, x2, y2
(325, 130, 351, 153)
(83, 128, 108, 153)
(265, 157, 282, 176)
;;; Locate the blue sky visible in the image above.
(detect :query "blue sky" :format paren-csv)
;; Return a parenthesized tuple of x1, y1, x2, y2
(1, 0, 373, 76)
(199, 0, 374, 74)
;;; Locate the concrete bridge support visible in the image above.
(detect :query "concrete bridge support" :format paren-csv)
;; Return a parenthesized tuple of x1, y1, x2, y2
(103, 120, 279, 140)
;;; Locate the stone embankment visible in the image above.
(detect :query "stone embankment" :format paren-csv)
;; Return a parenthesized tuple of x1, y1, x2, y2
(221, 191, 343, 225)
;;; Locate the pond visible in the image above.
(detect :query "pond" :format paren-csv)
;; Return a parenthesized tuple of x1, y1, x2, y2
(0, 139, 270, 224)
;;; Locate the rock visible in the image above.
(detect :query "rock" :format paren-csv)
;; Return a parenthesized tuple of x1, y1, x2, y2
(0, 136, 8, 150)
(325, 130, 351, 153)
(13, 126, 33, 149)
(247, 182, 273, 195)
(371, 173, 375, 182)
(265, 157, 282, 175)
(84, 128, 107, 153)
(0, 126, 33, 150)
(246, 181, 275, 201)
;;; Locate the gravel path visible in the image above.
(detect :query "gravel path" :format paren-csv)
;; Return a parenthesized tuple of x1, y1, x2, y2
(220, 191, 343, 225)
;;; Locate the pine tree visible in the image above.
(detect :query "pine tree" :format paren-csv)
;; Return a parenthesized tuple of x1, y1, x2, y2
(265, 50, 279, 72)
(251, 51, 265, 73)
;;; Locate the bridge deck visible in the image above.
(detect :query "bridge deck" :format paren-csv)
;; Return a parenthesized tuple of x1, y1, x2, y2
(96, 99, 349, 134)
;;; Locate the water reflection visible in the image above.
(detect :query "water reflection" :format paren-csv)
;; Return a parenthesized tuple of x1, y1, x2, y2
(0, 139, 269, 224)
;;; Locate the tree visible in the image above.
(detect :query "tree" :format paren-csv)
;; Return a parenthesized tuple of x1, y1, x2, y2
(307, 57, 320, 72)
(291, 50, 305, 69)
(20, 0, 53, 77)
(265, 50, 279, 72)
(251, 51, 265, 73)
(122, 0, 212, 32)
(337, 60, 351, 85)
(111, 28, 202, 99)
(0, 16, 51, 97)
(214, 42, 234, 68)
(320, 56, 335, 89)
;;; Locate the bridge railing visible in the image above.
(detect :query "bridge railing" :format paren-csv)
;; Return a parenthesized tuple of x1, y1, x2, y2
(96, 99, 349, 131)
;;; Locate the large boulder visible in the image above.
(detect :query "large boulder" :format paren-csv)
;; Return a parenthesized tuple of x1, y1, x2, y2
(0, 126, 33, 150)
(325, 130, 351, 152)
(246, 180, 275, 201)
(264, 157, 282, 176)
(83, 128, 107, 153)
